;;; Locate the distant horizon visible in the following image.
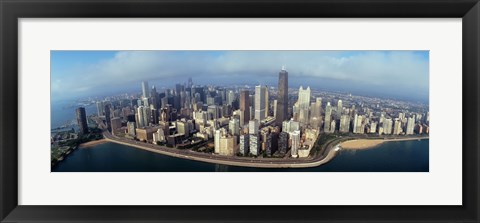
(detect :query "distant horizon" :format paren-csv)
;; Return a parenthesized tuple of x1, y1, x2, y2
(51, 50, 429, 102)
(52, 82, 429, 106)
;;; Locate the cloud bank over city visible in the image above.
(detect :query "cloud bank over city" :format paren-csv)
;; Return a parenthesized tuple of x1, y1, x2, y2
(51, 50, 429, 101)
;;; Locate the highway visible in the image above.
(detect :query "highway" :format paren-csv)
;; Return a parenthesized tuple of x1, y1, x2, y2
(102, 130, 339, 168)
(95, 116, 428, 168)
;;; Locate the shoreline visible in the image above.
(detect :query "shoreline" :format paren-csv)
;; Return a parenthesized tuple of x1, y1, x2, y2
(78, 139, 108, 148)
(103, 136, 340, 168)
(339, 136, 429, 150)
(102, 133, 428, 168)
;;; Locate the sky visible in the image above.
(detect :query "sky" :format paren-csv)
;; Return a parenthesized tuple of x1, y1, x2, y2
(51, 50, 429, 102)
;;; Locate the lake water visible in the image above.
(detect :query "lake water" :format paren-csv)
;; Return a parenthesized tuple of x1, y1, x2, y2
(52, 139, 429, 172)
(51, 100, 97, 129)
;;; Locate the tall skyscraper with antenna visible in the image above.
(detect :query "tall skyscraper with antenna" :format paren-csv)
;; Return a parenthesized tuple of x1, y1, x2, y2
(276, 66, 288, 126)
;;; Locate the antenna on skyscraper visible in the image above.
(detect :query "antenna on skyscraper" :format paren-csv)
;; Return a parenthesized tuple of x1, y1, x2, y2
(281, 65, 286, 71)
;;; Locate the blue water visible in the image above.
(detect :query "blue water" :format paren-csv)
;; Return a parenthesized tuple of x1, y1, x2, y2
(52, 139, 429, 172)
(51, 100, 97, 129)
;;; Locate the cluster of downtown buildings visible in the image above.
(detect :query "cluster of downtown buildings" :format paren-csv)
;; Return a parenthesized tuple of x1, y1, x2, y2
(75, 66, 430, 159)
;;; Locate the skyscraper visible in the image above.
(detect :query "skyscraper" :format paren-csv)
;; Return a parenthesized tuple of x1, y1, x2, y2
(96, 101, 104, 117)
(76, 107, 88, 135)
(324, 102, 332, 132)
(219, 135, 236, 156)
(406, 117, 415, 135)
(248, 119, 260, 156)
(227, 90, 235, 106)
(142, 81, 150, 98)
(276, 67, 288, 126)
(214, 129, 221, 154)
(340, 114, 350, 133)
(127, 121, 136, 136)
(273, 99, 278, 118)
(137, 106, 150, 128)
(249, 119, 259, 135)
(254, 85, 267, 122)
(353, 114, 364, 134)
(297, 86, 310, 124)
(151, 85, 160, 109)
(297, 86, 311, 109)
(291, 130, 300, 158)
(239, 134, 250, 155)
(249, 134, 260, 156)
(393, 119, 402, 135)
(264, 86, 269, 117)
(110, 117, 122, 135)
(370, 122, 377, 133)
(315, 97, 322, 118)
(239, 90, 250, 125)
(228, 118, 240, 136)
(383, 118, 393, 135)
(337, 100, 343, 117)
(104, 104, 111, 132)
(278, 131, 289, 154)
(187, 77, 193, 88)
(175, 83, 184, 96)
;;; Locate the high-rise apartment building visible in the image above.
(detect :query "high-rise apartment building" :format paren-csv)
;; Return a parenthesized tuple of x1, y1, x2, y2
(229, 118, 240, 136)
(249, 134, 260, 156)
(337, 100, 343, 117)
(214, 129, 222, 154)
(353, 114, 364, 134)
(249, 119, 259, 135)
(383, 118, 393, 135)
(340, 114, 350, 133)
(406, 117, 415, 135)
(393, 119, 402, 135)
(219, 135, 236, 156)
(239, 134, 249, 155)
(278, 131, 289, 154)
(76, 107, 88, 135)
(291, 130, 300, 158)
(370, 122, 377, 133)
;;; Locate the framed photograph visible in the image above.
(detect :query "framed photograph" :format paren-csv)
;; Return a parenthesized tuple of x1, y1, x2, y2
(1, 0, 479, 222)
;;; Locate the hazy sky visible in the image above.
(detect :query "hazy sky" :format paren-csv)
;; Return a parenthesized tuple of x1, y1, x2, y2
(51, 50, 429, 102)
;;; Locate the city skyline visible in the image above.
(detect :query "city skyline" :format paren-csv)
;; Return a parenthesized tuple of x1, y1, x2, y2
(51, 50, 429, 102)
(51, 51, 429, 172)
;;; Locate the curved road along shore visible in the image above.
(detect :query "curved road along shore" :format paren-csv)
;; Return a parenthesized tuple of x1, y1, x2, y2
(103, 131, 428, 169)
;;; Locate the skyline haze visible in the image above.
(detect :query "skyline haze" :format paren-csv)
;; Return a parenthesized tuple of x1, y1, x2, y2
(51, 50, 429, 102)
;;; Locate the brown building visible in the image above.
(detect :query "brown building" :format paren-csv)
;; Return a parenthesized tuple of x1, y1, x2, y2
(111, 117, 122, 135)
(136, 126, 159, 142)
(240, 90, 250, 126)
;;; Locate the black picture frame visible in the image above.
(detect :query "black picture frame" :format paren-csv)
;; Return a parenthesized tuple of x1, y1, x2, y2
(1, 0, 479, 222)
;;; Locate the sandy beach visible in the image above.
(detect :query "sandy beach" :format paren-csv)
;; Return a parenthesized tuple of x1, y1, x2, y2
(339, 137, 429, 150)
(340, 139, 384, 149)
(79, 139, 108, 148)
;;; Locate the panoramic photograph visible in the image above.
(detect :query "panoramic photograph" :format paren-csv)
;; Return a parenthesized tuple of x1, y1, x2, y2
(51, 50, 429, 172)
